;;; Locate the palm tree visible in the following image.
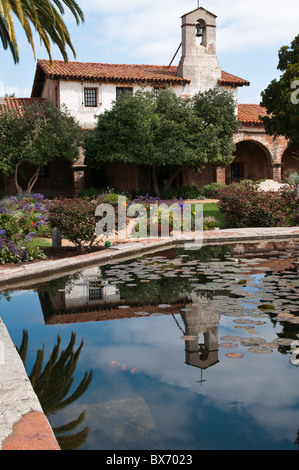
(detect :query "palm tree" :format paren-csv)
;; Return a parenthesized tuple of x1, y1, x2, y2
(0, 0, 84, 63)
(18, 330, 93, 450)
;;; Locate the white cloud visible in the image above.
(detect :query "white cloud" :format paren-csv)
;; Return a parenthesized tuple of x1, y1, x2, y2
(4, 85, 32, 97)
(77, 0, 299, 64)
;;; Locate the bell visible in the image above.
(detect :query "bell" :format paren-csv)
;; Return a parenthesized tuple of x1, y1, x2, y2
(196, 22, 203, 37)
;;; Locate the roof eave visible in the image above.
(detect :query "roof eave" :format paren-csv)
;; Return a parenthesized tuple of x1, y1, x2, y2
(219, 80, 250, 87)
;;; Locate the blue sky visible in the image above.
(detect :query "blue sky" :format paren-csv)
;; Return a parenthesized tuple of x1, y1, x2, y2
(0, 0, 299, 104)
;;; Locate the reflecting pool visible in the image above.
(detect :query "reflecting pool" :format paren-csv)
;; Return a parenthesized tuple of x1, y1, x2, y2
(1, 241, 299, 450)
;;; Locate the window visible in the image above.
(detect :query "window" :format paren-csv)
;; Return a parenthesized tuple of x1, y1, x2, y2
(88, 282, 102, 300)
(84, 88, 98, 107)
(153, 87, 166, 101)
(231, 163, 244, 180)
(116, 87, 133, 100)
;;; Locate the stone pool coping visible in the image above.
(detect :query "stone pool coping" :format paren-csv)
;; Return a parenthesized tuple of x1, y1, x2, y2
(1, 225, 299, 450)
(0, 319, 60, 450)
(1, 226, 299, 290)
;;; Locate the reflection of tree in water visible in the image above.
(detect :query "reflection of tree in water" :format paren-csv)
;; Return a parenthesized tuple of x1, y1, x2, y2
(101, 244, 234, 306)
(37, 272, 82, 296)
(175, 244, 233, 262)
(17, 330, 93, 450)
(0, 291, 11, 304)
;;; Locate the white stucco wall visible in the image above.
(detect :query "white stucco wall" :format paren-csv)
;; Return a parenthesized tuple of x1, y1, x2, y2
(64, 267, 120, 310)
(58, 80, 186, 129)
(41, 76, 238, 130)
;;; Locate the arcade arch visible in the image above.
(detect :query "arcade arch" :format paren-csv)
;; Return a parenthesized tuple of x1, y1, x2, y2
(226, 140, 273, 184)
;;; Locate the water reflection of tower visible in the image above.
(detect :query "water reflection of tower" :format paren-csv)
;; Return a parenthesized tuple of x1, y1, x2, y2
(180, 293, 220, 381)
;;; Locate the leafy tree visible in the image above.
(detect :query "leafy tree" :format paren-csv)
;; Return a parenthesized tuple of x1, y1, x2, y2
(0, 0, 84, 63)
(0, 101, 83, 193)
(261, 35, 299, 145)
(84, 88, 239, 197)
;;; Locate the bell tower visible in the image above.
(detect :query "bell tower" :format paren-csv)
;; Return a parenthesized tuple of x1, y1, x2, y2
(177, 7, 222, 95)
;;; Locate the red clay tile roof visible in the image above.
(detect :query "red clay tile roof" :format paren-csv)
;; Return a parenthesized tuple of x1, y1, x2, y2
(238, 103, 268, 125)
(44, 304, 184, 325)
(1, 97, 46, 114)
(35, 59, 190, 84)
(219, 71, 250, 87)
(34, 59, 249, 87)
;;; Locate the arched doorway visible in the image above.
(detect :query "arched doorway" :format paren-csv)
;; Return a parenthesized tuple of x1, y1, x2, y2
(226, 140, 273, 184)
(281, 147, 299, 181)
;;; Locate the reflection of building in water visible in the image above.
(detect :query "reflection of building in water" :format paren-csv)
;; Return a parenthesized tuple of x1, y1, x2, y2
(38, 267, 186, 324)
(39, 267, 120, 323)
(180, 293, 220, 371)
(63, 267, 120, 310)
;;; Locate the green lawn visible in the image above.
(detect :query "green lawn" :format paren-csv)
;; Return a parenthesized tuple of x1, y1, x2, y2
(203, 202, 223, 220)
(192, 202, 225, 228)
(27, 237, 52, 249)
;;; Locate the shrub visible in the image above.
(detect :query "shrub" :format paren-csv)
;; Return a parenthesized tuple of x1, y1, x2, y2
(283, 170, 299, 185)
(177, 184, 204, 200)
(103, 193, 122, 206)
(203, 216, 219, 231)
(48, 198, 101, 251)
(217, 182, 299, 228)
(79, 187, 103, 199)
(203, 182, 226, 198)
(162, 187, 178, 200)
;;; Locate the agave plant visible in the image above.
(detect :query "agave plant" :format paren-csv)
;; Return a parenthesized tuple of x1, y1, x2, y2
(0, 0, 84, 63)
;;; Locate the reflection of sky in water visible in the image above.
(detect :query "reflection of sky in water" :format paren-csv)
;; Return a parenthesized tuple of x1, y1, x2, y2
(1, 247, 299, 450)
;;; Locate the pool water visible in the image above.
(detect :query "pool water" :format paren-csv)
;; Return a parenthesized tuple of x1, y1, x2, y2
(1, 242, 299, 450)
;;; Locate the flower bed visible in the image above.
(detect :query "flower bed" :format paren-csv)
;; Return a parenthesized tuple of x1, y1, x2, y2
(0, 193, 50, 264)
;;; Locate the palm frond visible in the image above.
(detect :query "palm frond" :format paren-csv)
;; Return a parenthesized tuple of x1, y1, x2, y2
(0, 0, 84, 63)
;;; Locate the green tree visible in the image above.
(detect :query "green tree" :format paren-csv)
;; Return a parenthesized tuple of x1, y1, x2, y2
(84, 88, 239, 197)
(261, 35, 299, 145)
(0, 101, 83, 193)
(0, 0, 84, 63)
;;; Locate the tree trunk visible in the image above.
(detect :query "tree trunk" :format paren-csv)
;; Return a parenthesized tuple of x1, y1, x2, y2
(14, 162, 41, 194)
(14, 162, 23, 194)
(26, 165, 41, 193)
(162, 166, 184, 195)
(152, 165, 160, 197)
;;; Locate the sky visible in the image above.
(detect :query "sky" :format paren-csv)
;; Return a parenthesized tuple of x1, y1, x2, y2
(0, 0, 299, 104)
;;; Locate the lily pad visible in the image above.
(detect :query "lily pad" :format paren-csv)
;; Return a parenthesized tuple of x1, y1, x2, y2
(220, 336, 242, 342)
(219, 342, 238, 348)
(258, 304, 275, 311)
(276, 338, 294, 345)
(240, 337, 266, 347)
(233, 319, 253, 324)
(225, 353, 244, 359)
(248, 347, 273, 354)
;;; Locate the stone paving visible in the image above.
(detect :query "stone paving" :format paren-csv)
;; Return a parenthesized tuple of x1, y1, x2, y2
(1, 226, 299, 450)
